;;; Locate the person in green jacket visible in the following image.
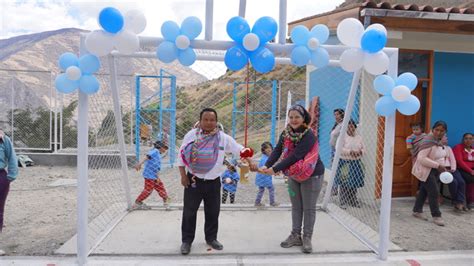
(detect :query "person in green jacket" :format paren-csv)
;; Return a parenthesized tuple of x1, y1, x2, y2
(0, 130, 18, 256)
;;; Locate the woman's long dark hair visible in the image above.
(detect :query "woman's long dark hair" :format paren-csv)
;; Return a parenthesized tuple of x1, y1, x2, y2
(432, 120, 448, 132)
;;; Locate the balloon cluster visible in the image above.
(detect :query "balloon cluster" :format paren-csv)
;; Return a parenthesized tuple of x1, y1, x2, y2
(85, 7, 146, 56)
(337, 18, 389, 75)
(290, 24, 329, 68)
(157, 17, 202, 66)
(225, 16, 278, 73)
(55, 53, 101, 95)
(373, 72, 420, 116)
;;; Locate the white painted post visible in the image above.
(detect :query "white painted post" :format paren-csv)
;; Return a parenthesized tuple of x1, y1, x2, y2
(10, 79, 14, 143)
(278, 0, 287, 44)
(59, 93, 64, 150)
(49, 72, 53, 152)
(238, 0, 246, 17)
(378, 50, 398, 260)
(77, 35, 89, 265)
(322, 69, 362, 209)
(107, 55, 133, 209)
(205, 0, 214, 41)
(53, 73, 58, 153)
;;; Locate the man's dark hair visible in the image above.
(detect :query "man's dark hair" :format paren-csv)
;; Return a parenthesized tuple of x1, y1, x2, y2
(200, 108, 218, 121)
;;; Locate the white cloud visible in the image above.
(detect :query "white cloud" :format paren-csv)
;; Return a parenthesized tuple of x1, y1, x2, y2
(0, 0, 344, 79)
(1, 0, 344, 39)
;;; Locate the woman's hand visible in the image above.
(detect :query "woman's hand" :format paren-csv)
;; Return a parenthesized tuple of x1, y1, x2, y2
(437, 165, 447, 172)
(263, 167, 276, 175)
(181, 173, 190, 188)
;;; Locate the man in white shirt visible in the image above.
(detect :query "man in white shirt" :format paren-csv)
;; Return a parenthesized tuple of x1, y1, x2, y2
(178, 108, 245, 255)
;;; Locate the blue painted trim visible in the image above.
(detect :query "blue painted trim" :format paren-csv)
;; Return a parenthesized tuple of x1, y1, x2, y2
(170, 75, 177, 166)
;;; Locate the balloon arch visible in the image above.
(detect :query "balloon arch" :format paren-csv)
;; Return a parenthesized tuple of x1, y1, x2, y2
(56, 1, 422, 264)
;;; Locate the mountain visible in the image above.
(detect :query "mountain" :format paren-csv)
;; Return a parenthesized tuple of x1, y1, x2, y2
(0, 28, 207, 128)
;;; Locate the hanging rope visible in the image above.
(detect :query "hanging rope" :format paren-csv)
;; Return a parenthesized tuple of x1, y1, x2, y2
(244, 63, 250, 147)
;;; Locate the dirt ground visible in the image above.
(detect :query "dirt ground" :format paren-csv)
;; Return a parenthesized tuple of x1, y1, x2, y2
(0, 165, 473, 255)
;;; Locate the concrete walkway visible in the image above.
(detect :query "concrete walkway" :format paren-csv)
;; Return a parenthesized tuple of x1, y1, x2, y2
(1, 250, 473, 265)
(56, 208, 398, 255)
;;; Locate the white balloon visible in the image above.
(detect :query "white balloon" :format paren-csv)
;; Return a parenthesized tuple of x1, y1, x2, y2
(340, 48, 364, 72)
(337, 18, 364, 47)
(363, 51, 389, 75)
(391, 85, 411, 102)
(307, 37, 319, 50)
(366, 23, 388, 36)
(242, 33, 260, 51)
(85, 30, 114, 57)
(440, 172, 453, 184)
(175, 35, 190, 50)
(124, 9, 147, 34)
(114, 30, 140, 55)
(66, 66, 82, 81)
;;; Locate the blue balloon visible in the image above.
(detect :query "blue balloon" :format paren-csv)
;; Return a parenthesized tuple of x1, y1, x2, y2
(360, 29, 387, 54)
(227, 16, 250, 43)
(396, 72, 418, 91)
(252, 16, 278, 44)
(157, 41, 178, 63)
(55, 73, 78, 94)
(310, 24, 329, 43)
(250, 47, 275, 73)
(375, 95, 397, 116)
(224, 45, 248, 71)
(59, 52, 78, 71)
(310, 47, 329, 68)
(79, 54, 100, 74)
(290, 46, 310, 67)
(99, 7, 124, 34)
(161, 21, 180, 42)
(373, 75, 395, 95)
(79, 75, 100, 95)
(178, 48, 196, 66)
(181, 16, 202, 39)
(397, 95, 420, 115)
(291, 25, 310, 46)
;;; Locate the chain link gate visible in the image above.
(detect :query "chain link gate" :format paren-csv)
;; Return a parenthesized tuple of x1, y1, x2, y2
(231, 80, 277, 151)
(135, 70, 177, 165)
(0, 69, 53, 152)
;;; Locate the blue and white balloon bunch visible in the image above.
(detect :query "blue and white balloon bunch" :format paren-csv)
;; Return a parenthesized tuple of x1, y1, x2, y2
(55, 53, 101, 95)
(337, 18, 389, 75)
(290, 24, 329, 68)
(85, 7, 146, 56)
(224, 16, 278, 73)
(373, 72, 420, 116)
(157, 17, 202, 66)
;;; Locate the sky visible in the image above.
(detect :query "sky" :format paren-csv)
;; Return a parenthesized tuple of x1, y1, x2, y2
(0, 0, 345, 79)
(0, 0, 345, 40)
